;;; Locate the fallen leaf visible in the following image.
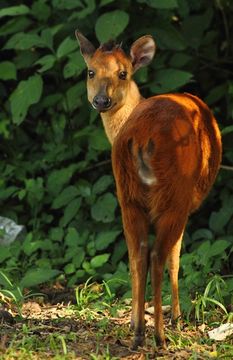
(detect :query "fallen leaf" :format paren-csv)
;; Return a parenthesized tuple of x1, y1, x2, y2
(198, 323, 206, 333)
(145, 305, 171, 315)
(208, 323, 233, 341)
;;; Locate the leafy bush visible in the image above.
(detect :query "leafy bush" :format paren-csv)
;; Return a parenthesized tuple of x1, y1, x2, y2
(0, 0, 233, 306)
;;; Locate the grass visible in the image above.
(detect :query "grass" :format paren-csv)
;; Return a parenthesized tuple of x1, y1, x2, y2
(0, 280, 233, 359)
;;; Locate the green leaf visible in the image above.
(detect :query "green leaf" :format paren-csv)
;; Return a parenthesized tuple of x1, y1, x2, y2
(209, 240, 230, 257)
(72, 270, 85, 284)
(65, 82, 85, 112)
(226, 278, 233, 292)
(10, 74, 43, 124)
(65, 227, 86, 248)
(112, 239, 127, 265)
(47, 166, 77, 196)
(0, 186, 18, 201)
(100, 0, 115, 6)
(87, 240, 96, 257)
(134, 67, 148, 84)
(31, 1, 51, 22)
(209, 196, 233, 233)
(91, 193, 117, 223)
(4, 33, 44, 50)
(63, 62, 77, 79)
(72, 0, 95, 19)
(182, 8, 213, 49)
(197, 241, 211, 260)
(20, 269, 60, 288)
(23, 239, 51, 255)
(89, 128, 111, 151)
(65, 228, 81, 246)
(82, 260, 95, 275)
(76, 179, 92, 198)
(35, 55, 56, 72)
(41, 28, 54, 50)
(221, 125, 233, 136)
(64, 263, 76, 274)
(73, 249, 85, 268)
(0, 5, 29, 18)
(0, 17, 31, 37)
(153, 24, 187, 50)
(0, 271, 14, 289)
(150, 69, 193, 93)
(57, 37, 78, 58)
(192, 228, 213, 241)
(52, 0, 81, 10)
(42, 93, 63, 108)
(63, 52, 86, 79)
(95, 10, 129, 43)
(22, 233, 53, 256)
(92, 175, 113, 195)
(61, 197, 82, 227)
(205, 84, 227, 106)
(90, 254, 110, 268)
(0, 247, 11, 262)
(51, 186, 79, 209)
(25, 177, 44, 206)
(14, 50, 38, 69)
(169, 53, 192, 67)
(50, 227, 64, 242)
(0, 61, 17, 80)
(95, 231, 121, 251)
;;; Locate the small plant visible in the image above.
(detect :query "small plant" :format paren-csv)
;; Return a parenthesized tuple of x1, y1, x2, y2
(203, 275, 227, 304)
(90, 344, 118, 360)
(0, 270, 44, 317)
(49, 334, 69, 357)
(190, 276, 228, 324)
(75, 277, 103, 311)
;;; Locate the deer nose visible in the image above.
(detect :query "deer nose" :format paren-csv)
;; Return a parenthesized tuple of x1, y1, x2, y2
(92, 95, 112, 111)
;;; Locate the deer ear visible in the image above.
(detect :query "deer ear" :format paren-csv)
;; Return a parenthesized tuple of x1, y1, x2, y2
(130, 35, 156, 73)
(75, 30, 96, 64)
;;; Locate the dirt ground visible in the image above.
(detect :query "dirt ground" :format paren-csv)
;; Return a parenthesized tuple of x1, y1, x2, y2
(0, 288, 228, 359)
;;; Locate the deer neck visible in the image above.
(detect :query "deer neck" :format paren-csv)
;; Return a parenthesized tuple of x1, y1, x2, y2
(101, 81, 142, 144)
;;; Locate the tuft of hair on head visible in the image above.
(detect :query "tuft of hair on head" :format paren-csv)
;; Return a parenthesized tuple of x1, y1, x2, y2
(99, 40, 123, 52)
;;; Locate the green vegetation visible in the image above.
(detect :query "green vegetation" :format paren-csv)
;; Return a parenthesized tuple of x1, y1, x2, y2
(0, 0, 233, 358)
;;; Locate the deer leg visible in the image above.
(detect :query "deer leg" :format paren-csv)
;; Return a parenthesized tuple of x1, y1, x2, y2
(167, 231, 183, 323)
(151, 212, 187, 348)
(121, 203, 149, 349)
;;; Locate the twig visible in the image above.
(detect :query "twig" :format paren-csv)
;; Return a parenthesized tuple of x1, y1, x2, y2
(220, 164, 233, 171)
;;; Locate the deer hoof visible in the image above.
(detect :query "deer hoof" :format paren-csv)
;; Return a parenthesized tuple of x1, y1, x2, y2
(155, 335, 167, 349)
(131, 333, 145, 350)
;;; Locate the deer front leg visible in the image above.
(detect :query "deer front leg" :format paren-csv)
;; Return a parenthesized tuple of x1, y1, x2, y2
(121, 203, 149, 350)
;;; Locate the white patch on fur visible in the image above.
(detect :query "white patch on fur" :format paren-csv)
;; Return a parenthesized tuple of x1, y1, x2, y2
(138, 169, 157, 186)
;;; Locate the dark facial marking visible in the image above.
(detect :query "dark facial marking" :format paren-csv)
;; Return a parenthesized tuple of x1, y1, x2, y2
(147, 139, 155, 155)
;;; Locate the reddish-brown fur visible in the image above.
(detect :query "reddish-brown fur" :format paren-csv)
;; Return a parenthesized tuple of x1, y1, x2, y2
(76, 32, 222, 349)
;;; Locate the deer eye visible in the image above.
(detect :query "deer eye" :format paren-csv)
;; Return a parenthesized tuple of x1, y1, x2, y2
(88, 70, 95, 79)
(119, 71, 127, 80)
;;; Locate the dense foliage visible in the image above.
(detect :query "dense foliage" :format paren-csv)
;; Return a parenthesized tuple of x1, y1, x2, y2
(0, 0, 233, 309)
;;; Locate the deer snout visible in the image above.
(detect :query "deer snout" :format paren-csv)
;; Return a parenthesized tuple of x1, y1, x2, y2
(92, 94, 112, 112)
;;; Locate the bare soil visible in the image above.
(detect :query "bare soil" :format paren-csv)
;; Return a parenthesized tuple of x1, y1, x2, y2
(0, 288, 224, 359)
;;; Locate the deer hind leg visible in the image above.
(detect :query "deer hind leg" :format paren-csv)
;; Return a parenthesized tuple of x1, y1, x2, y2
(121, 202, 149, 349)
(151, 212, 187, 348)
(167, 231, 183, 323)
